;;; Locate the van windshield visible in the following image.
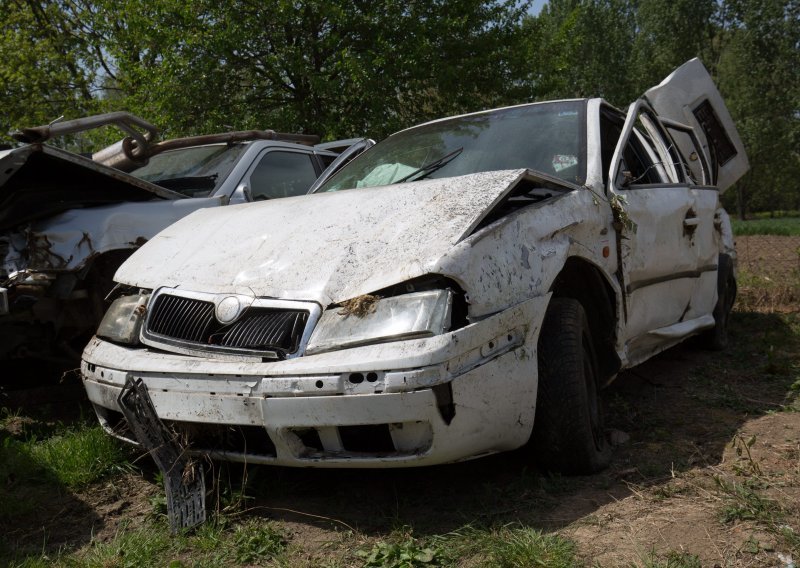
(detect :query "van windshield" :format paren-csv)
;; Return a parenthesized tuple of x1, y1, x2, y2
(131, 144, 247, 197)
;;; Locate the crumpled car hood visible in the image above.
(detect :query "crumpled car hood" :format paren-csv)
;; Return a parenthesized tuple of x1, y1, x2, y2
(116, 169, 528, 306)
(0, 144, 183, 231)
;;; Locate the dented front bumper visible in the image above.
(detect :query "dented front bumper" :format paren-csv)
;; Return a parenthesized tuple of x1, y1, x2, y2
(82, 295, 549, 467)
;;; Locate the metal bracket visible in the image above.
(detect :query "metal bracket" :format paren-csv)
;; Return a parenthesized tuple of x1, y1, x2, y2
(118, 377, 206, 533)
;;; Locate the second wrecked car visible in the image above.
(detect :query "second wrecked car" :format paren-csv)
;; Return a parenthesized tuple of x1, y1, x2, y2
(0, 112, 367, 360)
(82, 59, 748, 473)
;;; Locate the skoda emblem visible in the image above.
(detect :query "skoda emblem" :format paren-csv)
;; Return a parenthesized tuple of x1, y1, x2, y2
(215, 296, 242, 324)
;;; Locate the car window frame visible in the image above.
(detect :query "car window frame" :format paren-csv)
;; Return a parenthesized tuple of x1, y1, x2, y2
(239, 148, 321, 202)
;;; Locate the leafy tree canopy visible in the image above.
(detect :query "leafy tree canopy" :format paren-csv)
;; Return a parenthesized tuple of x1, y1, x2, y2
(0, 0, 798, 214)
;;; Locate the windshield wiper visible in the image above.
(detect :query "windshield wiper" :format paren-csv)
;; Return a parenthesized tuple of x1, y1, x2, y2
(394, 147, 464, 184)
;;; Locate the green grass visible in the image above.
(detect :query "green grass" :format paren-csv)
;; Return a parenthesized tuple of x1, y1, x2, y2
(7, 518, 289, 568)
(352, 525, 578, 568)
(731, 216, 800, 236)
(0, 416, 130, 523)
(444, 525, 578, 567)
(0, 422, 128, 491)
(28, 425, 128, 487)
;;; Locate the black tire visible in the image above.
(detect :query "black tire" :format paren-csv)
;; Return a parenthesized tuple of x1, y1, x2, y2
(700, 254, 736, 351)
(531, 297, 612, 474)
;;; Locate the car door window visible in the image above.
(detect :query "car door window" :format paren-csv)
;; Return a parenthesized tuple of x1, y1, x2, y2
(249, 151, 319, 200)
(618, 127, 663, 186)
(635, 112, 682, 184)
(615, 109, 690, 187)
(663, 125, 709, 185)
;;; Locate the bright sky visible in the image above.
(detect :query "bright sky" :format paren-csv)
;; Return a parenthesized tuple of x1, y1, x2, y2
(529, 0, 548, 15)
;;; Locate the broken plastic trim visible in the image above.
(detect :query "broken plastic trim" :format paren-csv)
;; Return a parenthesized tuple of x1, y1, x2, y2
(472, 173, 572, 234)
(117, 377, 206, 533)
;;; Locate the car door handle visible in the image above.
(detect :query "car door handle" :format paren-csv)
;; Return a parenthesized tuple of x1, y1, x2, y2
(683, 209, 699, 237)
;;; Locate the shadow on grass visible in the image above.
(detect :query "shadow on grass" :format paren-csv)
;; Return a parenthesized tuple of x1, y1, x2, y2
(206, 310, 799, 539)
(0, 389, 111, 563)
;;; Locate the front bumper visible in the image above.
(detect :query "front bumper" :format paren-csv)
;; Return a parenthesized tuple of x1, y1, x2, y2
(82, 295, 549, 467)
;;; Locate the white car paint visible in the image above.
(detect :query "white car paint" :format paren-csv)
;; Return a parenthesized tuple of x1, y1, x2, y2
(82, 59, 749, 469)
(115, 169, 531, 307)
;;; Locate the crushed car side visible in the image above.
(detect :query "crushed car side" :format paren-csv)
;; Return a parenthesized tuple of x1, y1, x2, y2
(0, 121, 353, 361)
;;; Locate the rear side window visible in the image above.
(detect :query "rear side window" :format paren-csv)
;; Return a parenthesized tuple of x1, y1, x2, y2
(664, 126, 708, 185)
(249, 151, 319, 200)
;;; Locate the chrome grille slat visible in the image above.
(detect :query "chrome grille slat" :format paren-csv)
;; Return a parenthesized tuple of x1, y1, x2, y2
(250, 314, 281, 346)
(186, 302, 214, 342)
(258, 312, 293, 346)
(144, 291, 310, 356)
(249, 313, 287, 346)
(158, 295, 181, 335)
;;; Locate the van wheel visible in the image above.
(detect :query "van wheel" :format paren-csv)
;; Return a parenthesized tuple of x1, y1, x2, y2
(531, 297, 611, 474)
(701, 254, 736, 351)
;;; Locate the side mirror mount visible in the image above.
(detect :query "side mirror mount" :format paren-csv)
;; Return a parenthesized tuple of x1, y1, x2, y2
(230, 182, 253, 203)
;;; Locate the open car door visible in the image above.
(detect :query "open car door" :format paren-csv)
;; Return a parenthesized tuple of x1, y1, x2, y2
(644, 58, 749, 193)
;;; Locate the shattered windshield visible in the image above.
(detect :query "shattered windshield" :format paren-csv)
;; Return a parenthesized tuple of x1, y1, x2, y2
(316, 101, 587, 192)
(131, 143, 247, 197)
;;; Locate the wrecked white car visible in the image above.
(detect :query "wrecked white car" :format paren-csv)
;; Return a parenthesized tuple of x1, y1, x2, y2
(82, 59, 748, 473)
(0, 112, 366, 360)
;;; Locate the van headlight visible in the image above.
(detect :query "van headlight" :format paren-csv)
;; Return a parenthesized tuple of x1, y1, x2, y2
(306, 290, 452, 355)
(96, 293, 150, 345)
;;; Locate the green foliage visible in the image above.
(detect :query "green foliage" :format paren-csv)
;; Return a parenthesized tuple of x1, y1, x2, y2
(70, 0, 531, 142)
(631, 0, 719, 87)
(231, 520, 287, 563)
(717, 0, 800, 217)
(0, 0, 101, 142)
(0, 0, 797, 216)
(358, 539, 444, 568)
(522, 0, 639, 105)
(716, 476, 780, 524)
(731, 216, 800, 236)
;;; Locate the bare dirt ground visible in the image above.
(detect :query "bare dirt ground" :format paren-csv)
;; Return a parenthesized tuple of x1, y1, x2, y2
(735, 235, 800, 277)
(2, 240, 799, 566)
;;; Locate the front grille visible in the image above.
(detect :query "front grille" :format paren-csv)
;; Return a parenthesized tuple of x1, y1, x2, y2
(144, 292, 310, 356)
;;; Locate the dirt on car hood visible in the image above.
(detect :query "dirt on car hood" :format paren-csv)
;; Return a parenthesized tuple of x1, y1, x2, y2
(0, 144, 183, 231)
(115, 169, 529, 307)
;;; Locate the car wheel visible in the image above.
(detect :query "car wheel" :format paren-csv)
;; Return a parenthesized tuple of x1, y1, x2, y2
(531, 297, 612, 474)
(701, 254, 736, 351)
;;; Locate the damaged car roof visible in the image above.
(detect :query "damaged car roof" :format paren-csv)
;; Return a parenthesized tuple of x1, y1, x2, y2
(0, 144, 184, 231)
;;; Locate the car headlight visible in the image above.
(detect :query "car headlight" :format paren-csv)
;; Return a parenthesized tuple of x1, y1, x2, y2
(96, 293, 150, 345)
(306, 290, 452, 355)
